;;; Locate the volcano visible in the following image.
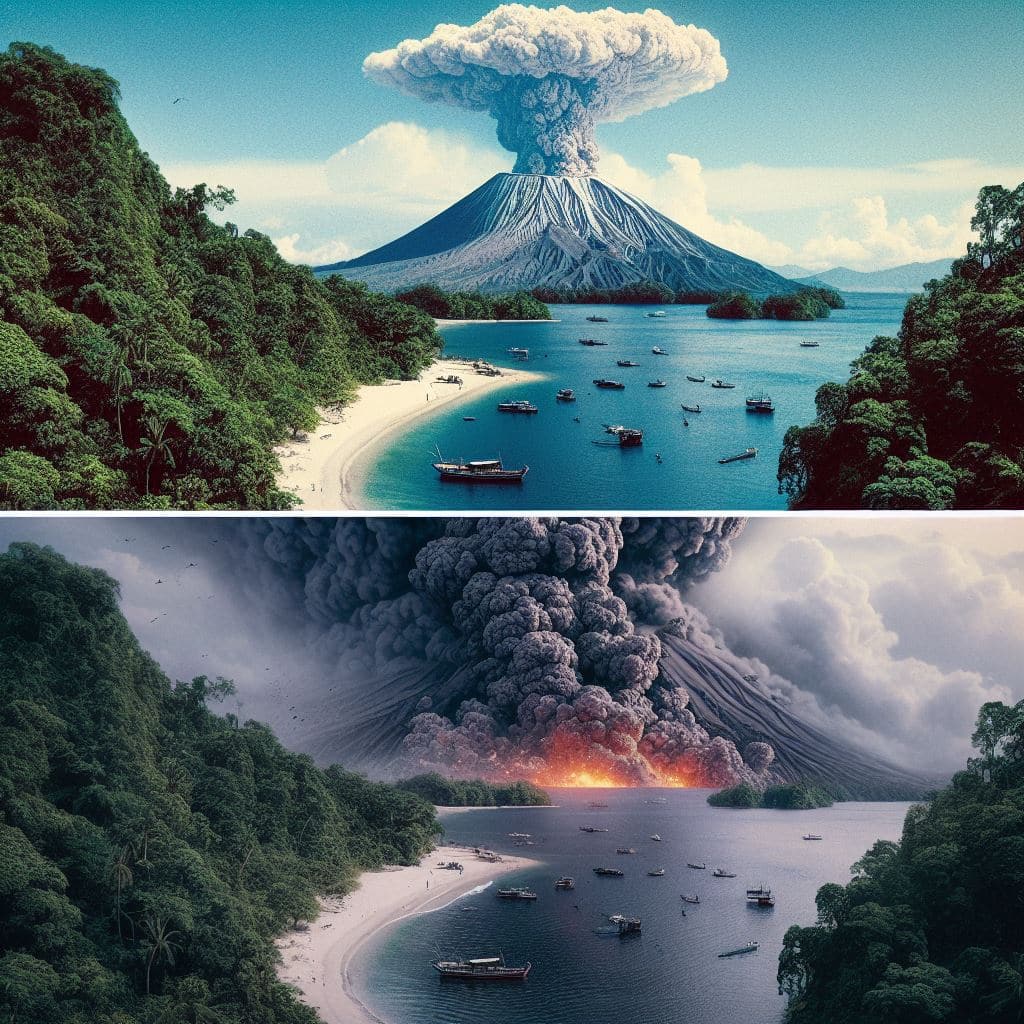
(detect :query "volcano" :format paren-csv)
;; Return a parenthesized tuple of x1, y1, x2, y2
(317, 172, 796, 295)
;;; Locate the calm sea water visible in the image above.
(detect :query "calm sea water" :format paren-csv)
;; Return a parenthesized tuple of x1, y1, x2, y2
(354, 788, 911, 1024)
(362, 295, 906, 510)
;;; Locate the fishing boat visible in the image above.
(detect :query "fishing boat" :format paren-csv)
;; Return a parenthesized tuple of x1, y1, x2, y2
(555, 876, 576, 890)
(647, 868, 666, 877)
(618, 917, 642, 935)
(616, 847, 637, 855)
(586, 315, 609, 323)
(579, 826, 609, 833)
(433, 955, 532, 980)
(507, 347, 529, 360)
(745, 393, 774, 413)
(496, 887, 538, 901)
(803, 833, 823, 841)
(652, 346, 667, 355)
(647, 380, 667, 388)
(594, 428, 643, 448)
(556, 388, 576, 401)
(680, 404, 701, 414)
(650, 834, 662, 842)
(681, 894, 701, 904)
(616, 360, 640, 367)
(713, 868, 737, 878)
(686, 375, 706, 383)
(718, 942, 759, 958)
(433, 454, 528, 483)
(579, 338, 609, 346)
(687, 862, 706, 870)
(646, 310, 667, 318)
(746, 886, 775, 908)
(718, 448, 757, 465)
(594, 867, 625, 877)
(463, 416, 476, 421)
(711, 380, 737, 389)
(800, 340, 820, 347)
(593, 378, 625, 389)
(497, 399, 538, 414)
(507, 832, 531, 839)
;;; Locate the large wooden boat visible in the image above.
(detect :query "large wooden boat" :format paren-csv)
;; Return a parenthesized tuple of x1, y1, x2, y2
(433, 955, 532, 980)
(433, 454, 528, 483)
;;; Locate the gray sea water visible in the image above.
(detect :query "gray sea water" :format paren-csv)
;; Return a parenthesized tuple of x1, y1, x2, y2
(363, 294, 907, 510)
(353, 788, 911, 1024)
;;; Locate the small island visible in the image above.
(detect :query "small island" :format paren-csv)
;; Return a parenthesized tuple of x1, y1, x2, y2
(707, 286, 845, 321)
(395, 284, 552, 321)
(708, 780, 835, 809)
(396, 772, 552, 806)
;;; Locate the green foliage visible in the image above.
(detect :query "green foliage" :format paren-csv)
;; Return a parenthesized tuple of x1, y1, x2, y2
(0, 543, 441, 1024)
(779, 181, 1024, 509)
(707, 291, 764, 319)
(395, 772, 551, 806)
(707, 287, 842, 321)
(395, 284, 551, 321)
(708, 781, 834, 809)
(529, 280, 678, 304)
(0, 43, 442, 509)
(778, 699, 1024, 1024)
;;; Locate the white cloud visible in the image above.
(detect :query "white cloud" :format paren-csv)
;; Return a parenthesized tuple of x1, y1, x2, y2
(272, 233, 355, 265)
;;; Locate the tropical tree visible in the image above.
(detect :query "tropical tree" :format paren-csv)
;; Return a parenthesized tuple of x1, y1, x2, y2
(140, 914, 183, 995)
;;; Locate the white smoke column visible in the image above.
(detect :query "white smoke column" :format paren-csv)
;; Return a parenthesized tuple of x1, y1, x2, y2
(363, 5, 728, 176)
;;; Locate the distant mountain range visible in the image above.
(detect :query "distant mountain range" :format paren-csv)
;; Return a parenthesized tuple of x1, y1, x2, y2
(318, 172, 796, 295)
(771, 258, 955, 293)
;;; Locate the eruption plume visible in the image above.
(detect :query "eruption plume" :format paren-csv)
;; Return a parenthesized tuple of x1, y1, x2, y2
(363, 5, 728, 176)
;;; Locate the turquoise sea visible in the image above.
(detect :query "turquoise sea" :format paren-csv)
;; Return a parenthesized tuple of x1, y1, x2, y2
(352, 789, 910, 1024)
(362, 295, 907, 510)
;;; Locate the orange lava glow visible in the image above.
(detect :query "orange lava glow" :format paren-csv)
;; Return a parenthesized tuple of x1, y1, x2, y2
(530, 762, 697, 789)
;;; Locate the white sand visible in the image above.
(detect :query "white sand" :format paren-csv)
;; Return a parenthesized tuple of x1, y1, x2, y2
(274, 358, 545, 510)
(275, 844, 536, 1024)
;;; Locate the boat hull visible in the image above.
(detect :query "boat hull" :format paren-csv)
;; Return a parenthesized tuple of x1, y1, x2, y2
(434, 466, 528, 483)
(434, 965, 532, 981)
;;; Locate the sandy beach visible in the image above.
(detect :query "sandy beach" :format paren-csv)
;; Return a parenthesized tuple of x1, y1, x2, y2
(275, 844, 536, 1024)
(274, 357, 545, 510)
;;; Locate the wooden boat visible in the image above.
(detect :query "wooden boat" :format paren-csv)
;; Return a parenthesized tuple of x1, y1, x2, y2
(593, 428, 643, 448)
(745, 393, 774, 413)
(556, 388, 576, 401)
(718, 448, 757, 465)
(800, 340, 820, 347)
(652, 346, 667, 354)
(593, 378, 625, 389)
(718, 942, 759, 958)
(746, 886, 775, 908)
(681, 894, 701, 904)
(686, 375, 706, 383)
(433, 454, 528, 483)
(579, 826, 609, 833)
(711, 380, 736, 389)
(507, 347, 529, 360)
(554, 876, 576, 890)
(586, 315, 609, 323)
(594, 867, 625, 877)
(497, 399, 538, 414)
(496, 887, 538, 901)
(579, 338, 609, 346)
(507, 832, 531, 838)
(687, 862, 706, 870)
(713, 868, 737, 878)
(647, 380, 667, 388)
(681, 404, 701, 414)
(615, 847, 637, 855)
(463, 416, 476, 421)
(616, 360, 640, 367)
(647, 868, 666, 877)
(618, 917, 642, 935)
(433, 955, 532, 980)
(803, 833, 823, 841)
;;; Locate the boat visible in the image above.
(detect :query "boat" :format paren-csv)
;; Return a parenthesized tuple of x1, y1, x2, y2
(745, 393, 774, 413)
(718, 448, 757, 465)
(711, 380, 737, 389)
(681, 894, 701, 904)
(687, 862, 706, 870)
(652, 346, 667, 355)
(594, 867, 625, 877)
(433, 454, 529, 483)
(433, 955, 532, 980)
(507, 347, 529, 360)
(594, 428, 643, 448)
(593, 379, 625, 389)
(579, 826, 609, 833)
(587, 801, 609, 808)
(686, 374, 706, 383)
(616, 848, 637, 855)
(803, 833, 823, 841)
(718, 942, 759, 958)
(616, 360, 640, 368)
(681, 404, 701, 414)
(713, 868, 737, 878)
(507, 832, 531, 839)
(497, 400, 538, 414)
(617, 917, 642, 935)
(647, 380, 667, 388)
(646, 310, 667, 318)
(463, 416, 476, 421)
(647, 868, 665, 877)
(800, 340, 820, 347)
(556, 388, 576, 402)
(554, 876, 576, 890)
(650, 834, 662, 842)
(746, 886, 775, 908)
(586, 315, 609, 323)
(496, 887, 538, 901)
(579, 338, 609, 346)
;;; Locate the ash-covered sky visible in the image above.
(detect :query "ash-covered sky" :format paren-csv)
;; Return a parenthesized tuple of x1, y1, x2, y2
(1, 516, 1021, 777)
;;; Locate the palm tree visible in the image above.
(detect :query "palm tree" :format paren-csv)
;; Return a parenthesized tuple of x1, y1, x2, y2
(140, 913, 183, 995)
(138, 415, 176, 495)
(103, 347, 133, 444)
(110, 844, 134, 943)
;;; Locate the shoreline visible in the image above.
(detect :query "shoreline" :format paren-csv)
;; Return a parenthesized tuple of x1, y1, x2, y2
(274, 357, 546, 511)
(275, 843, 536, 1024)
(436, 317, 558, 325)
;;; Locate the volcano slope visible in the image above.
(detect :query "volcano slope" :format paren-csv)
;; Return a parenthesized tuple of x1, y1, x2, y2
(319, 173, 796, 295)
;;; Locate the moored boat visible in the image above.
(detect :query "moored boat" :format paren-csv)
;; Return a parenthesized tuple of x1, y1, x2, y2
(496, 887, 538, 901)
(647, 380, 667, 388)
(718, 942, 759, 958)
(433, 955, 532, 980)
(579, 825, 609, 833)
(594, 867, 625, 877)
(650, 834, 662, 842)
(713, 868, 737, 878)
(497, 399, 538, 414)
(507, 347, 529, 360)
(556, 388, 576, 401)
(648, 868, 666, 876)
(686, 374, 706, 382)
(652, 346, 667, 354)
(586, 315, 609, 323)
(745, 392, 774, 413)
(800, 340, 820, 347)
(616, 360, 640, 367)
(681, 894, 701, 904)
(579, 337, 608, 346)
(746, 885, 775, 907)
(555, 876, 576, 890)
(593, 378, 625, 389)
(711, 379, 736, 389)
(616, 847, 637, 855)
(718, 448, 757, 465)
(681, 404, 701, 413)
(803, 833, 823, 841)
(687, 862, 706, 870)
(646, 310, 667, 318)
(433, 454, 528, 483)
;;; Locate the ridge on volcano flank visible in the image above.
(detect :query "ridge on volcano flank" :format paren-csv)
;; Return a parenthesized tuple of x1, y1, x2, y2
(317, 172, 796, 295)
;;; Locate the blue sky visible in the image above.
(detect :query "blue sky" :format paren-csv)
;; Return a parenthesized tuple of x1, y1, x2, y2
(6, 1, 1024, 268)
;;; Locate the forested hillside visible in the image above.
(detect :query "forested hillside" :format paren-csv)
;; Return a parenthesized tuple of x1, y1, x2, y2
(0, 543, 441, 1023)
(778, 700, 1024, 1023)
(0, 43, 441, 510)
(778, 183, 1024, 509)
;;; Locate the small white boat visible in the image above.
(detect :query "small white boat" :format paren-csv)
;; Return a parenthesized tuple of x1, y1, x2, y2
(718, 941, 759, 958)
(647, 868, 666, 877)
(647, 380, 667, 388)
(803, 833, 823, 841)
(800, 340, 820, 348)
(718, 448, 757, 465)
(652, 346, 667, 355)
(646, 310, 667, 318)
(650, 834, 662, 842)
(681, 894, 701, 904)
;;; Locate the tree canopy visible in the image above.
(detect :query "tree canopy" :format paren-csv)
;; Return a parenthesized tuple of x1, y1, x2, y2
(393, 284, 550, 321)
(396, 772, 551, 806)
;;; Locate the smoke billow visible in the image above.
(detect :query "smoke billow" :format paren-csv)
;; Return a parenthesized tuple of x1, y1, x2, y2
(228, 517, 776, 789)
(363, 5, 728, 176)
